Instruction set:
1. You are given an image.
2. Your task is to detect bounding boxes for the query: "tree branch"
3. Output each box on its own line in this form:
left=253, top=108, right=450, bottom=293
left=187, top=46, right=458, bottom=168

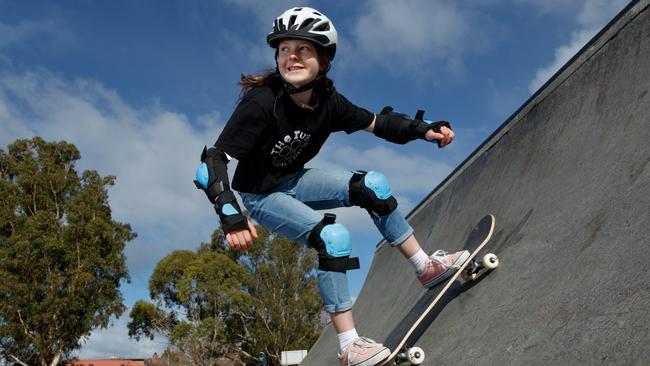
left=49, top=350, right=61, bottom=366
left=50, top=180, right=59, bottom=219
left=31, top=182, right=37, bottom=215
left=16, top=309, right=33, bottom=340
left=9, top=354, right=29, bottom=366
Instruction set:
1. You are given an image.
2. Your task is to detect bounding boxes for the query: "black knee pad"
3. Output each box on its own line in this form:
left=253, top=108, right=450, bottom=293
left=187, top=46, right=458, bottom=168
left=308, top=213, right=360, bottom=273
left=349, top=170, right=398, bottom=217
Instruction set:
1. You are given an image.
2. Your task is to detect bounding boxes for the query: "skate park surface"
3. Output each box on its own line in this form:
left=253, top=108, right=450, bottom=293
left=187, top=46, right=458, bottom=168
left=301, top=0, right=650, bottom=364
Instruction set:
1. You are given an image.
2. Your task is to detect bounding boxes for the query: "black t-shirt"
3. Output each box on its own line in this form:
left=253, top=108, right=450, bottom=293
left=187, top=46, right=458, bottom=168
left=215, top=83, right=374, bottom=193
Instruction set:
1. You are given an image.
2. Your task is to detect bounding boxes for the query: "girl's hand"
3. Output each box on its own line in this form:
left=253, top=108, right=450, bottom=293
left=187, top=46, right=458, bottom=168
left=226, top=219, right=258, bottom=251
left=425, top=126, right=455, bottom=148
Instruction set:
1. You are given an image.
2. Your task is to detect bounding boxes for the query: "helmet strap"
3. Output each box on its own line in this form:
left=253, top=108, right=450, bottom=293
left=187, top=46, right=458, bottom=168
left=282, top=76, right=322, bottom=94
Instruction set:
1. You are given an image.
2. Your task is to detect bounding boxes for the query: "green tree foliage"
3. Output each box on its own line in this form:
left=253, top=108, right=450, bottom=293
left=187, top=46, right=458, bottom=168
left=240, top=232, right=323, bottom=365
left=129, top=228, right=323, bottom=366
left=0, top=137, right=136, bottom=366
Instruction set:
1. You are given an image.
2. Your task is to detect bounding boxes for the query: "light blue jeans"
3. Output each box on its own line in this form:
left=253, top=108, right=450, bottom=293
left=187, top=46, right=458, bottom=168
left=239, top=168, right=414, bottom=313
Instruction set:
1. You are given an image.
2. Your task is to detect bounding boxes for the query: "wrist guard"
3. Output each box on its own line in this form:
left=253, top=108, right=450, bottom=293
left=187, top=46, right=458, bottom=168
left=194, top=146, right=230, bottom=203
left=374, top=106, right=451, bottom=147
left=193, top=146, right=247, bottom=233
left=214, top=190, right=249, bottom=233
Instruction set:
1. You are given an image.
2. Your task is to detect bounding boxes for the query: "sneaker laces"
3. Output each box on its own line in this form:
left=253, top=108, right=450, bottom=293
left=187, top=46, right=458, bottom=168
left=339, top=337, right=381, bottom=358
left=352, top=337, right=381, bottom=349
left=430, top=249, right=449, bottom=264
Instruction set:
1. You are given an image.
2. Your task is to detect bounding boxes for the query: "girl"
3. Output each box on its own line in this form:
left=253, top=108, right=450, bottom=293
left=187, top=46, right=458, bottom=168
left=194, top=7, right=469, bottom=366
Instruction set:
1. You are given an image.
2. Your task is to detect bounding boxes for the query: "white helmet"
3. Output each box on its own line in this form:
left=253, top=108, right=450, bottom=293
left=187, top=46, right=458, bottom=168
left=267, top=7, right=338, bottom=60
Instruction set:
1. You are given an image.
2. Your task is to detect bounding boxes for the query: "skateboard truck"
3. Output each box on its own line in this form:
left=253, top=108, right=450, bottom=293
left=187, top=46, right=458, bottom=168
left=462, top=253, right=499, bottom=281
left=395, top=346, right=425, bottom=365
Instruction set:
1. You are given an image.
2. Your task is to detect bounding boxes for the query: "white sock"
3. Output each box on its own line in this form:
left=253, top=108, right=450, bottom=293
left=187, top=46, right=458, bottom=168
left=338, top=328, right=359, bottom=354
left=409, top=249, right=430, bottom=275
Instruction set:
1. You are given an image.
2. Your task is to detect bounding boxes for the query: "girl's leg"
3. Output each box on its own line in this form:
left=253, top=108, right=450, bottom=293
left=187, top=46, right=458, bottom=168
left=291, top=169, right=421, bottom=346
left=296, top=168, right=468, bottom=288
left=330, top=310, right=355, bottom=333
left=240, top=171, right=389, bottom=361
left=292, top=168, right=353, bottom=210
left=239, top=189, right=355, bottom=314
left=294, top=168, right=426, bottom=267
left=395, top=234, right=421, bottom=258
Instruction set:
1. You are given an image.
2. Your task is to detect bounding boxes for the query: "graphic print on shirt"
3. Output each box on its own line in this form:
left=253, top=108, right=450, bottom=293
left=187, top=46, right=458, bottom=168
left=271, top=130, right=312, bottom=167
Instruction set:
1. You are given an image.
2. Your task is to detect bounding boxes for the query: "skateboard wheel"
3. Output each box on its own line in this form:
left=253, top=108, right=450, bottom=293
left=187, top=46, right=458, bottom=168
left=482, top=253, right=499, bottom=269
left=406, top=346, right=425, bottom=364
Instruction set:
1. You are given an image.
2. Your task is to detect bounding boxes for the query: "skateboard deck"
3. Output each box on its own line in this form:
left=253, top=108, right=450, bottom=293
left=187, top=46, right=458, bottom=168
left=378, top=214, right=497, bottom=365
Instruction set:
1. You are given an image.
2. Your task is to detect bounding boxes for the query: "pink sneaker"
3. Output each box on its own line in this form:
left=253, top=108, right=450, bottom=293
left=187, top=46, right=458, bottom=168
left=338, top=337, right=390, bottom=366
left=418, top=250, right=470, bottom=288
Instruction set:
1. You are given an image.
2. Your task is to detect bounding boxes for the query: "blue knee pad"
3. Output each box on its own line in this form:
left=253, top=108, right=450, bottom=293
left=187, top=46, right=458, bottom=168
left=308, top=214, right=360, bottom=273
left=349, top=170, right=398, bottom=217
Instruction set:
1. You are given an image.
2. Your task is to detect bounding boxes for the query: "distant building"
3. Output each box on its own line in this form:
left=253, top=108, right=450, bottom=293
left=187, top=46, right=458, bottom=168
left=281, top=350, right=308, bottom=366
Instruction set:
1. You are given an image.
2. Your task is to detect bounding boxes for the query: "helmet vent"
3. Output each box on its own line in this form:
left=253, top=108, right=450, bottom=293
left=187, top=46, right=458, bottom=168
left=313, top=11, right=322, bottom=16
left=288, top=15, right=298, bottom=29
left=314, top=22, right=330, bottom=32
left=300, top=18, right=316, bottom=29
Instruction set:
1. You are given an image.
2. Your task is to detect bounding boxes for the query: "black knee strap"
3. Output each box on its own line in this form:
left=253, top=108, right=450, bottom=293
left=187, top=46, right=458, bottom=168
left=308, top=214, right=360, bottom=273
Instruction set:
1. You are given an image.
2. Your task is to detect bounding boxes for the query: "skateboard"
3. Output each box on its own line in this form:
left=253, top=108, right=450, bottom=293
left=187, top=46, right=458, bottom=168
left=378, top=214, right=498, bottom=365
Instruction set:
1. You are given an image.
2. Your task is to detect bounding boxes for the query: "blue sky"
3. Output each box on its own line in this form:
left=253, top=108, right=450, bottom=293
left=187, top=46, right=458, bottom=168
left=0, top=0, right=629, bottom=359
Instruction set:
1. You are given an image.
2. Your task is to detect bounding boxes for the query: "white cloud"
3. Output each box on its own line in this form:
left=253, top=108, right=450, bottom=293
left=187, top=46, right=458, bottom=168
left=0, top=69, right=219, bottom=238
left=349, top=0, right=486, bottom=76
left=528, top=29, right=594, bottom=93
left=528, top=0, right=628, bottom=93
left=74, top=314, right=167, bottom=359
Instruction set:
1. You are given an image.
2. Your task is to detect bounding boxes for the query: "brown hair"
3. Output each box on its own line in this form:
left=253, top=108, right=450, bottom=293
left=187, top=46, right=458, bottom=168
left=238, top=44, right=333, bottom=97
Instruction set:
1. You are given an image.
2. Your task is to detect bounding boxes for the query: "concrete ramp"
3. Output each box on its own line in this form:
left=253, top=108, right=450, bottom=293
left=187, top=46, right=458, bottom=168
left=302, top=0, right=650, bottom=364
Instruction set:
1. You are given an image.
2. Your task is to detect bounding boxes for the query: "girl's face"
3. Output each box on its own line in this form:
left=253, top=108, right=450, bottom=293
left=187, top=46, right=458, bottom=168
left=277, top=39, right=322, bottom=88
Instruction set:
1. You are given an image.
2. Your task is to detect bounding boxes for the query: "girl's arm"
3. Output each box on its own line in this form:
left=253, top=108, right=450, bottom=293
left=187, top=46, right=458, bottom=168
left=194, top=146, right=257, bottom=250
left=363, top=114, right=377, bottom=133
